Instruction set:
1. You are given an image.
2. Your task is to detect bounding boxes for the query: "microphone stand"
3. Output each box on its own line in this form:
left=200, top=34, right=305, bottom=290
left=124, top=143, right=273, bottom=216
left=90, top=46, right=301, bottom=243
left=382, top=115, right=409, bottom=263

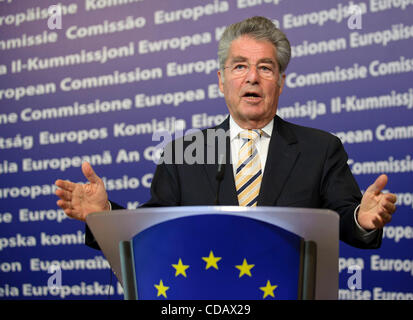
left=215, top=154, right=225, bottom=205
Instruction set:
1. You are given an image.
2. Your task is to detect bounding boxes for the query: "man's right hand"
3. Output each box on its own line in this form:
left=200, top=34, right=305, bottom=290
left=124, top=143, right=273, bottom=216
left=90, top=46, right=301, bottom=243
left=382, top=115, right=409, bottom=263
left=55, top=162, right=109, bottom=222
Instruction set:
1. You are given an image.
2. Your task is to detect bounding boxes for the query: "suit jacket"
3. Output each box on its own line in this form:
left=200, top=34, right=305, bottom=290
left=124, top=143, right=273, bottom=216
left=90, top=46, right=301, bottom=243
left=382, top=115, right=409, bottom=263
left=86, top=115, right=382, bottom=249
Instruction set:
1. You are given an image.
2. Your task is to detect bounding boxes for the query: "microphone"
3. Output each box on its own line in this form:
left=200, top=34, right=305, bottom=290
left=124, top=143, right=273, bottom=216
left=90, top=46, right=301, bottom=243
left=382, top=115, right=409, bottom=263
left=215, top=154, right=225, bottom=205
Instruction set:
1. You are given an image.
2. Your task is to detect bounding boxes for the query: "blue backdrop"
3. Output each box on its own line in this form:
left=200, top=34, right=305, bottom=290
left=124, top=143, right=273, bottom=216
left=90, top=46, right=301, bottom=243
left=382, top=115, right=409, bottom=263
left=0, top=0, right=412, bottom=299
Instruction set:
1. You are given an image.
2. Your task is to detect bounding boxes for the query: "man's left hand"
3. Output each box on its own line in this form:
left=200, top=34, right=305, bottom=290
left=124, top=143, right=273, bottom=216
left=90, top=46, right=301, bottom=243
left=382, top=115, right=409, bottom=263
left=358, top=174, right=397, bottom=230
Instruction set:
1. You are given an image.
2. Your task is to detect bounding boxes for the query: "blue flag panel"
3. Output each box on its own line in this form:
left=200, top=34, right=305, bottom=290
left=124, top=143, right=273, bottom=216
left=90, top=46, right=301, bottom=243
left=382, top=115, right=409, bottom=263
left=132, top=214, right=302, bottom=299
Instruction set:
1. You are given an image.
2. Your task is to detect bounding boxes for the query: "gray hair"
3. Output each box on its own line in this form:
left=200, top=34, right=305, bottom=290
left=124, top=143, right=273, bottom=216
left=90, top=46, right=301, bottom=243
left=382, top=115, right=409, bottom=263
left=218, top=16, right=291, bottom=82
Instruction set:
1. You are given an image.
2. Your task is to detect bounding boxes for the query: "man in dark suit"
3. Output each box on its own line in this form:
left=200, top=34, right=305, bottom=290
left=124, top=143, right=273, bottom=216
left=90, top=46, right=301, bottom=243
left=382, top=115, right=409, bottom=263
left=55, top=17, right=397, bottom=250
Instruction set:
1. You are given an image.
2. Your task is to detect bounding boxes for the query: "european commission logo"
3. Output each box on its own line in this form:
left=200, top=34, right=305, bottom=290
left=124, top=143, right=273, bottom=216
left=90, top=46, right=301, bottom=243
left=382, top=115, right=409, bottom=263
left=129, top=215, right=303, bottom=300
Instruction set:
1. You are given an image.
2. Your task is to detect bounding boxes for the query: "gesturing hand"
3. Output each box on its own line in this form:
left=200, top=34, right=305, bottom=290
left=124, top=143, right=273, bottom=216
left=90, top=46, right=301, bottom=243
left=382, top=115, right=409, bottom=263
left=55, top=162, right=109, bottom=222
left=358, top=174, right=397, bottom=230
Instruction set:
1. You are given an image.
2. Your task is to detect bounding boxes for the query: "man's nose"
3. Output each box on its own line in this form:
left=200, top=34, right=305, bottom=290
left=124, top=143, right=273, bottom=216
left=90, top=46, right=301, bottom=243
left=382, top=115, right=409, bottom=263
left=245, top=64, right=260, bottom=83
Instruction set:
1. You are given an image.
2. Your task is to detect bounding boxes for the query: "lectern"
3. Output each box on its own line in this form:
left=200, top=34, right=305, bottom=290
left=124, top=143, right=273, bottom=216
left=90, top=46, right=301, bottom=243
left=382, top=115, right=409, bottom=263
left=86, top=206, right=339, bottom=300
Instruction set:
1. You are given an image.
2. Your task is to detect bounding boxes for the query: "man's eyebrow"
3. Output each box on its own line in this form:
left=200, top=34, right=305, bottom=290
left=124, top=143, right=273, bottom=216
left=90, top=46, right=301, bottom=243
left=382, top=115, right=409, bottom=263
left=230, top=56, right=248, bottom=63
left=229, top=56, right=276, bottom=65
left=257, top=58, right=276, bottom=66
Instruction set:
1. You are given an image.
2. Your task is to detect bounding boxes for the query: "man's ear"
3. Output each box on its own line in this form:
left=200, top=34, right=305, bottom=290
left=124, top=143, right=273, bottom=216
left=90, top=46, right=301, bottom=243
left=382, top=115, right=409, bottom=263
left=217, top=69, right=224, bottom=93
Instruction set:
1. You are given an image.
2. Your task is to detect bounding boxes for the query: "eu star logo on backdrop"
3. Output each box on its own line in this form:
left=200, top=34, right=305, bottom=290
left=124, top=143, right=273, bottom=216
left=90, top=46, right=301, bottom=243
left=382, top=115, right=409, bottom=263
left=131, top=214, right=302, bottom=300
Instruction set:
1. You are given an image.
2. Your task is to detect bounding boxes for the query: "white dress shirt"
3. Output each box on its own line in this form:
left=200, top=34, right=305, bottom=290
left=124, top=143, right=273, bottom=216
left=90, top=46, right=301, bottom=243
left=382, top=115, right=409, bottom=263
left=229, top=116, right=272, bottom=177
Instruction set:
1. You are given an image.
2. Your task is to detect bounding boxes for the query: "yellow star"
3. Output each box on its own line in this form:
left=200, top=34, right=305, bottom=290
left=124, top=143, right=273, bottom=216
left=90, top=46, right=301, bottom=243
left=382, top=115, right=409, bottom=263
left=154, top=279, right=169, bottom=298
left=172, top=258, right=189, bottom=278
left=202, top=250, right=222, bottom=270
left=235, top=258, right=255, bottom=278
left=259, top=280, right=278, bottom=299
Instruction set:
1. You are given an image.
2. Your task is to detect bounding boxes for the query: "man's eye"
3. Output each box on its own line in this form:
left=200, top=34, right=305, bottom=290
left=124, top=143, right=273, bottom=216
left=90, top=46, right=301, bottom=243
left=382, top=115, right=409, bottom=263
left=234, top=64, right=247, bottom=70
left=259, top=65, right=273, bottom=72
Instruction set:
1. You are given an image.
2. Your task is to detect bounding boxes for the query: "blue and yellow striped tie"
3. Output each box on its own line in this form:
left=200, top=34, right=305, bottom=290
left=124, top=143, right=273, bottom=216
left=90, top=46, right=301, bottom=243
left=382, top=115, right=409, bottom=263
left=235, top=130, right=262, bottom=207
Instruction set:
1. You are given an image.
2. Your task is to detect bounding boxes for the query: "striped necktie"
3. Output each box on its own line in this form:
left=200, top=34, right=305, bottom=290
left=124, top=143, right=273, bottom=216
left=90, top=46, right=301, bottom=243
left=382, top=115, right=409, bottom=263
left=235, top=130, right=262, bottom=207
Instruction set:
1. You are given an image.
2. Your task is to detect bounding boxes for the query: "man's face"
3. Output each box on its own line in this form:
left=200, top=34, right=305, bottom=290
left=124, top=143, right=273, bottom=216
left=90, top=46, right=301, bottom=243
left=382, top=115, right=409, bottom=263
left=218, top=36, right=285, bottom=129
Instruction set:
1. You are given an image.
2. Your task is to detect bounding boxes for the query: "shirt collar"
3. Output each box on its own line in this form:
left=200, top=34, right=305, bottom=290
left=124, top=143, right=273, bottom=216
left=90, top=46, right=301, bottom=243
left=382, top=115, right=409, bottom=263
left=229, top=116, right=274, bottom=141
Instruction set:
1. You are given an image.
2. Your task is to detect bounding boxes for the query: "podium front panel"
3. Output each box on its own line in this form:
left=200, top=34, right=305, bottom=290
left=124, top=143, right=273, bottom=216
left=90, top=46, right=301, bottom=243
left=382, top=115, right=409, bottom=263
left=87, top=206, right=339, bottom=299
left=131, top=214, right=303, bottom=300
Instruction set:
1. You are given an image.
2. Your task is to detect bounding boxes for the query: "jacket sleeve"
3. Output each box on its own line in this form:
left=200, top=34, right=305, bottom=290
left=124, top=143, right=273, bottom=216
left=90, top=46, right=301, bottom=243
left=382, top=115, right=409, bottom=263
left=320, top=135, right=382, bottom=249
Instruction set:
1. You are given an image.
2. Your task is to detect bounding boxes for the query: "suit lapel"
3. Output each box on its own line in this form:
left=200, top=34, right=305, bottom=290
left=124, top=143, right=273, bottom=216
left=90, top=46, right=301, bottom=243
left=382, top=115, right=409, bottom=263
left=203, top=115, right=300, bottom=206
left=203, top=117, right=238, bottom=205
left=258, top=116, right=300, bottom=206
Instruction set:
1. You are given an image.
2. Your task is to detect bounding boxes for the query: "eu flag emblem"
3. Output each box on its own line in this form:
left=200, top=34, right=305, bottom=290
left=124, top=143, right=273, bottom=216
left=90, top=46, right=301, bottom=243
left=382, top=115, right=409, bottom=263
left=128, top=214, right=303, bottom=299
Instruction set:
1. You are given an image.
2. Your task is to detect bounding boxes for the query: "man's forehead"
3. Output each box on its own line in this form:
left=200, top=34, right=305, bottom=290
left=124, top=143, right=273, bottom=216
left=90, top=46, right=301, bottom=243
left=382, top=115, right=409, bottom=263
left=227, top=36, right=277, bottom=61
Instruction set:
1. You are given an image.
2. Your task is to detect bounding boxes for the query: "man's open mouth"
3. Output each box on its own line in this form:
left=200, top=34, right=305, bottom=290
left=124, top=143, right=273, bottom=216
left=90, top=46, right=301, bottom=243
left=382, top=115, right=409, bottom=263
left=243, top=92, right=261, bottom=97
left=242, top=92, right=262, bottom=103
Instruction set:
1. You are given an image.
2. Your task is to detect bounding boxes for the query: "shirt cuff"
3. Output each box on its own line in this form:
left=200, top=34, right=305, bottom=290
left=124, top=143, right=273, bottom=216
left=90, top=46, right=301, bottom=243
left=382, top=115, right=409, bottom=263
left=354, top=204, right=379, bottom=241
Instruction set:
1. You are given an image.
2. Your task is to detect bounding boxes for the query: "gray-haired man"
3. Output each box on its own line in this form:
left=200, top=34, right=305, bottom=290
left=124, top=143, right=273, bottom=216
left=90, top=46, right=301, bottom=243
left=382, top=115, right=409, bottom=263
left=56, top=16, right=397, bottom=249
